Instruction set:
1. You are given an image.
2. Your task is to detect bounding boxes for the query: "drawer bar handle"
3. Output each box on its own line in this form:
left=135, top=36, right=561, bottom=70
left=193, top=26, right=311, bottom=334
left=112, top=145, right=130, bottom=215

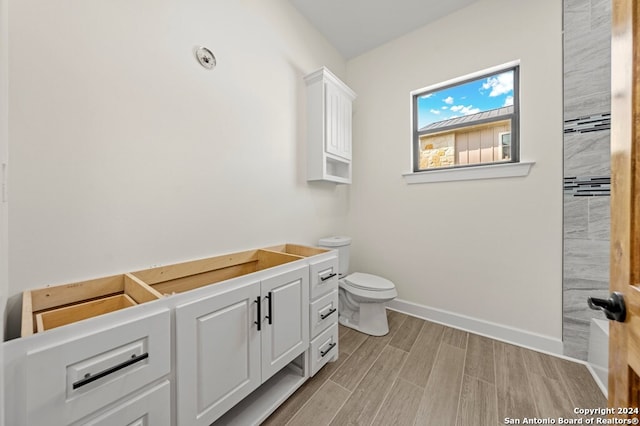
left=72, top=352, right=149, bottom=390
left=320, top=272, right=337, bottom=282
left=265, top=292, right=273, bottom=325
left=320, top=308, right=337, bottom=320
left=254, top=296, right=261, bottom=331
left=320, top=342, right=337, bottom=358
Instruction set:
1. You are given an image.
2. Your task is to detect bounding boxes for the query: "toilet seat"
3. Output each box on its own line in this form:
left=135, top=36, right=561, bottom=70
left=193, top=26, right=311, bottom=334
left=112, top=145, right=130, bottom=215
left=341, top=272, right=398, bottom=301
left=344, top=272, right=395, bottom=291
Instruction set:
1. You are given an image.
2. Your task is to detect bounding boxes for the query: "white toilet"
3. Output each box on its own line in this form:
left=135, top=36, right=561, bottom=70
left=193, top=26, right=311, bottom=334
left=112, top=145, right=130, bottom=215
left=318, top=236, right=397, bottom=336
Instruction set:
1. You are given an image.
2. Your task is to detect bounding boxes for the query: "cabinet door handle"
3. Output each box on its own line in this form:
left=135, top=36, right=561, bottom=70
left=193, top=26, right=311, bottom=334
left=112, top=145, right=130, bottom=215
left=265, top=292, right=273, bottom=325
left=320, top=308, right=337, bottom=320
left=72, top=352, right=149, bottom=390
left=320, top=272, right=337, bottom=282
left=254, top=296, right=261, bottom=331
left=320, top=342, right=336, bottom=358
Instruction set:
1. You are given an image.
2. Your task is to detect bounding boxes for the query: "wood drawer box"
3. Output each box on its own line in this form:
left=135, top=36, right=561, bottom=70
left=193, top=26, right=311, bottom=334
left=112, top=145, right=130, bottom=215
left=22, top=273, right=162, bottom=337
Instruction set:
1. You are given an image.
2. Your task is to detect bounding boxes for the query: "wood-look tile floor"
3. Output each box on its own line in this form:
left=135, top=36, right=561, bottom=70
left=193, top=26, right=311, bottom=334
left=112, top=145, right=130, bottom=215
left=263, top=310, right=607, bottom=426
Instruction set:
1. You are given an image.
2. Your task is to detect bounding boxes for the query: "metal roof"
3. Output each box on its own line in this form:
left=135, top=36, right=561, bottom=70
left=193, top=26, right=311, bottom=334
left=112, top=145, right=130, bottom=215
left=419, top=105, right=514, bottom=132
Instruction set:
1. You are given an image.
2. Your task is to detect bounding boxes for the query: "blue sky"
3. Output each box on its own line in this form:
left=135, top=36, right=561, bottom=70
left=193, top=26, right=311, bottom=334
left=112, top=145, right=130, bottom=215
left=417, top=70, right=514, bottom=129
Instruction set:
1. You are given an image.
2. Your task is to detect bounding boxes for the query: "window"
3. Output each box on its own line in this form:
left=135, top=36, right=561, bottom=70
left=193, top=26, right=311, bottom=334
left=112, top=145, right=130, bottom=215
left=412, top=65, right=519, bottom=172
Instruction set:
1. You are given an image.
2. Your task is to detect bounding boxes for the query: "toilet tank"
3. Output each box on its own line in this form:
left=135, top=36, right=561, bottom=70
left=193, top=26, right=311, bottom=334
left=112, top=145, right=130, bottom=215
left=318, top=236, right=351, bottom=276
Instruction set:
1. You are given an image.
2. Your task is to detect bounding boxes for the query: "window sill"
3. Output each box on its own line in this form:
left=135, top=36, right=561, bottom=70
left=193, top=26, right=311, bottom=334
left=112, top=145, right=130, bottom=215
left=402, top=161, right=535, bottom=184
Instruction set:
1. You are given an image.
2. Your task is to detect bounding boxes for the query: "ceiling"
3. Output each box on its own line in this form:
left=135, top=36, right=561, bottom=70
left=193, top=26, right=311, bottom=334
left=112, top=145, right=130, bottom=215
left=288, top=0, right=480, bottom=59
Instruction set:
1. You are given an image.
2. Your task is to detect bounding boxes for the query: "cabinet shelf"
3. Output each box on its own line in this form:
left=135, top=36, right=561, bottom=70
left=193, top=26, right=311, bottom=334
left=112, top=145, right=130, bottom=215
left=212, top=358, right=307, bottom=425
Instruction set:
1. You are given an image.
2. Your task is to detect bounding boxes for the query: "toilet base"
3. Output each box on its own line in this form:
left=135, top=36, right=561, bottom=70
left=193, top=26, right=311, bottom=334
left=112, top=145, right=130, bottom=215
left=339, top=302, right=390, bottom=336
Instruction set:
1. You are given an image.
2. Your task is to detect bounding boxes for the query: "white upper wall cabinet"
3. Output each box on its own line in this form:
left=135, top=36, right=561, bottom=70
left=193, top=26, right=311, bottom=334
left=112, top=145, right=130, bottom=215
left=304, top=67, right=356, bottom=184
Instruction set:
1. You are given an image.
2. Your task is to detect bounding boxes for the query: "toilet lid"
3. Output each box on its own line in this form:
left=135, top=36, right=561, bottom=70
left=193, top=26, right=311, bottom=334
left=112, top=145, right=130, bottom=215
left=344, top=272, right=395, bottom=291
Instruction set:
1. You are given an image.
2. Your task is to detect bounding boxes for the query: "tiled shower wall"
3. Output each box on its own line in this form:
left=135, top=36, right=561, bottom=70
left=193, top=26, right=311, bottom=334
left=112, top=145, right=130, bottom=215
left=562, top=0, right=611, bottom=360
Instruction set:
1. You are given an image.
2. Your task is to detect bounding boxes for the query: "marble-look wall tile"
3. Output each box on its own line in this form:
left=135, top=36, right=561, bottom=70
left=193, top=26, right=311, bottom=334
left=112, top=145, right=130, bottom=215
left=563, top=28, right=610, bottom=77
left=588, top=197, right=610, bottom=240
left=563, top=280, right=608, bottom=322
left=564, top=195, right=588, bottom=239
left=562, top=320, right=590, bottom=360
left=563, top=0, right=611, bottom=121
left=562, top=0, right=611, bottom=362
left=564, top=130, right=611, bottom=177
left=564, top=91, right=610, bottom=120
left=563, top=238, right=610, bottom=282
left=564, top=64, right=610, bottom=108
left=590, top=0, right=611, bottom=31
left=563, top=0, right=590, bottom=39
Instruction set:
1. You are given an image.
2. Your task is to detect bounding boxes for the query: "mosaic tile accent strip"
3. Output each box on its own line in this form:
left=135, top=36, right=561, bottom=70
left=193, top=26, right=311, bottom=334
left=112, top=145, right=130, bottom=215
left=564, top=112, right=611, bottom=134
left=563, top=176, right=610, bottom=196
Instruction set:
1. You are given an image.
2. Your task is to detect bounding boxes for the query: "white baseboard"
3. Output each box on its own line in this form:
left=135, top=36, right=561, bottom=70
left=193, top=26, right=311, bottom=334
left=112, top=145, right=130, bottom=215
left=387, top=298, right=564, bottom=356
left=586, top=363, right=608, bottom=398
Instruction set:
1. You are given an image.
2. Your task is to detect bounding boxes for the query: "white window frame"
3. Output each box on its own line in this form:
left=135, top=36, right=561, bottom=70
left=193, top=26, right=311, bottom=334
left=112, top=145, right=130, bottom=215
left=498, top=131, right=512, bottom=161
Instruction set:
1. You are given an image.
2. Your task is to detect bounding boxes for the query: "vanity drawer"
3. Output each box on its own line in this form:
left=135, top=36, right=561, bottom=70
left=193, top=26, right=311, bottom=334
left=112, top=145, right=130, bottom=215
left=73, top=380, right=171, bottom=426
left=25, top=308, right=171, bottom=425
left=309, top=322, right=338, bottom=377
left=310, top=290, right=338, bottom=338
left=309, top=256, right=338, bottom=299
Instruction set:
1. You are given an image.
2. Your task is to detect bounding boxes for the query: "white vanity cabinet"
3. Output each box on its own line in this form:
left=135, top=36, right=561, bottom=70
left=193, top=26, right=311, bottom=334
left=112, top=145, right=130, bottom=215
left=3, top=244, right=337, bottom=426
left=304, top=67, right=356, bottom=184
left=175, top=263, right=309, bottom=426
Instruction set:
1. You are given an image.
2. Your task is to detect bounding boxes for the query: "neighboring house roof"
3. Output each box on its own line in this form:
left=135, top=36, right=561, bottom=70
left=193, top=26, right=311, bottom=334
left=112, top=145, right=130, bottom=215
left=419, top=105, right=514, bottom=132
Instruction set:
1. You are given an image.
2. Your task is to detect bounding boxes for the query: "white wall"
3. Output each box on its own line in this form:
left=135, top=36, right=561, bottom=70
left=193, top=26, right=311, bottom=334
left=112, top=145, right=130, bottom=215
left=5, top=0, right=348, bottom=335
left=1, top=0, right=7, bottom=417
left=346, top=0, right=563, bottom=340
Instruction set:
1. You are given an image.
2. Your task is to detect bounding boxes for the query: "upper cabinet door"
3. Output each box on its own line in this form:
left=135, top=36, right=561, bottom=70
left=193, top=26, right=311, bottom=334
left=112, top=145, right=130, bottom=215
left=175, top=280, right=261, bottom=426
left=260, top=265, right=309, bottom=382
left=324, top=82, right=352, bottom=161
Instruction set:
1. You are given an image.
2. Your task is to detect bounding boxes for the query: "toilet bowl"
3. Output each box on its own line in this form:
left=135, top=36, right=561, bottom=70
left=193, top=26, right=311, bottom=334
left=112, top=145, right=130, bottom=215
left=318, top=237, right=398, bottom=336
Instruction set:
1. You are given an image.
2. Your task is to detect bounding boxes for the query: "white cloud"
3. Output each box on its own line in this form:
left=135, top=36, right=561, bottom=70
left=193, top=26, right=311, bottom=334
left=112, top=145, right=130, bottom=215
left=482, top=72, right=513, bottom=97
left=429, top=109, right=441, bottom=115
left=451, top=104, right=480, bottom=115
left=420, top=93, right=434, bottom=100
left=443, top=96, right=454, bottom=104
left=503, top=95, right=514, bottom=107
left=441, top=106, right=448, bottom=110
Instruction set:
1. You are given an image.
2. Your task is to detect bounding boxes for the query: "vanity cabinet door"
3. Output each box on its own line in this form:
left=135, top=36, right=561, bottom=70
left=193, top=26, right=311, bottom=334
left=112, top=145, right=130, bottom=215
left=260, top=265, right=309, bottom=382
left=175, top=280, right=261, bottom=426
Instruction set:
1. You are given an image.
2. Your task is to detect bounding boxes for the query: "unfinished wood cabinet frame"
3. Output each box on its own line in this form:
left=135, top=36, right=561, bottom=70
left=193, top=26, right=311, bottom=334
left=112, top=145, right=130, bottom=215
left=21, top=245, right=327, bottom=337
left=131, top=249, right=304, bottom=296
left=22, top=273, right=162, bottom=336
